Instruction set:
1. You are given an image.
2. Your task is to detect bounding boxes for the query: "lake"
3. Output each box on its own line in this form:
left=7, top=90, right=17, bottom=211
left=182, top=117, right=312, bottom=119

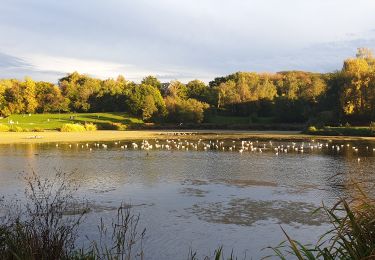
left=0, top=137, right=374, bottom=259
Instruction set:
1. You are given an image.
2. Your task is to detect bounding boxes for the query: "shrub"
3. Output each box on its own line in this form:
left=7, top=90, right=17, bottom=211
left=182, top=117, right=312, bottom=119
left=97, top=122, right=127, bottom=131
left=370, top=122, right=375, bottom=131
left=115, top=123, right=127, bottom=131
left=307, top=126, right=317, bottom=133
left=165, top=97, right=209, bottom=123
left=84, top=123, right=97, bottom=131
left=31, top=127, right=44, bottom=132
left=60, top=123, right=86, bottom=132
left=0, top=124, right=10, bottom=132
left=9, top=126, right=24, bottom=132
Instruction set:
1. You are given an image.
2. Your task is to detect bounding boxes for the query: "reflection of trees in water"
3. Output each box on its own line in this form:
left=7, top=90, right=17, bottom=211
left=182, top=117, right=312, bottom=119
left=188, top=198, right=328, bottom=227
left=321, top=140, right=375, bottom=200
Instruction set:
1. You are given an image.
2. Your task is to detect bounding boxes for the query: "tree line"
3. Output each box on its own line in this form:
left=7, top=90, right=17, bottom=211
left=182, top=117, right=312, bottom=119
left=0, top=48, right=374, bottom=125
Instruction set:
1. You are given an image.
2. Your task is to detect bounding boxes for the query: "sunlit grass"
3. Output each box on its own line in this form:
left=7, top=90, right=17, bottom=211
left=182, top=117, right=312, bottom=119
left=307, top=126, right=375, bottom=137
left=0, top=112, right=143, bottom=131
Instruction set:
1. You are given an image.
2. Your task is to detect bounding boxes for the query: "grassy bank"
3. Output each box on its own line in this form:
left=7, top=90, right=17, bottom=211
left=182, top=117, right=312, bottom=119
left=0, top=113, right=303, bottom=132
left=1, top=113, right=375, bottom=139
left=0, top=112, right=144, bottom=131
left=307, top=126, right=375, bottom=137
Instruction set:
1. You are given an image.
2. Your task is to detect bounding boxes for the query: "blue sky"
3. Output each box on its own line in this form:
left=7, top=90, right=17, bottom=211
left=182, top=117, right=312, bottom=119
left=0, top=0, right=374, bottom=82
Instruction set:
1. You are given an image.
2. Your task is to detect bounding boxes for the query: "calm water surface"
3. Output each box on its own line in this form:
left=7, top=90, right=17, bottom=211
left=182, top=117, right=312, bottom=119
left=0, top=137, right=375, bottom=259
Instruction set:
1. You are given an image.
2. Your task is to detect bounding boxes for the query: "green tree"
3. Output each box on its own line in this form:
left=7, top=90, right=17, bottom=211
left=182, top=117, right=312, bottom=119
left=125, top=84, right=166, bottom=121
left=186, top=80, right=208, bottom=100
left=142, top=95, right=158, bottom=121
left=59, top=72, right=101, bottom=112
left=167, top=80, right=188, bottom=99
left=165, top=96, right=209, bottom=123
left=217, top=80, right=240, bottom=108
left=141, top=76, right=161, bottom=91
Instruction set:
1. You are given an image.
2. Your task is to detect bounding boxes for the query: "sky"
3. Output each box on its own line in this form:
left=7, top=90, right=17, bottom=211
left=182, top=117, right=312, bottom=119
left=0, top=0, right=374, bottom=83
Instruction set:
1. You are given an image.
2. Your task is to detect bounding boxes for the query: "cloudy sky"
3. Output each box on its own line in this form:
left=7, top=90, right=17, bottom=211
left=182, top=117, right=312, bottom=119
left=0, top=0, right=374, bottom=82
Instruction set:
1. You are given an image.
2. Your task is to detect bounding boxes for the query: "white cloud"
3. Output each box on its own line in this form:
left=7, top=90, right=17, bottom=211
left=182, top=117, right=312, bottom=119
left=0, top=0, right=375, bottom=81
left=1, top=52, right=216, bottom=83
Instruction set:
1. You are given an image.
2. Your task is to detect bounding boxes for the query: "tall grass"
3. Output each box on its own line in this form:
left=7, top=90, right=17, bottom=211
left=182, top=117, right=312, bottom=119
left=0, top=171, right=145, bottom=260
left=0, top=170, right=86, bottom=259
left=77, top=205, right=145, bottom=260
left=266, top=183, right=375, bottom=259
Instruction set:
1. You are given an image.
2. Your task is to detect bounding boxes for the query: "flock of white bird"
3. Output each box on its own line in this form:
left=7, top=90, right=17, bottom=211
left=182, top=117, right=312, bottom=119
left=54, top=139, right=375, bottom=161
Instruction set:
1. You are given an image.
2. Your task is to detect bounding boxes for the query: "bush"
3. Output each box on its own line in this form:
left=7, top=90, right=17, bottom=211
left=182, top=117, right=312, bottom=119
left=32, top=127, right=44, bottom=132
left=84, top=123, right=97, bottom=131
left=307, top=126, right=317, bottom=133
left=60, top=123, right=86, bottom=132
left=370, top=122, right=375, bottom=131
left=115, top=123, right=127, bottom=131
left=0, top=124, right=10, bottom=132
left=9, top=126, right=24, bottom=132
left=165, top=97, right=209, bottom=123
left=97, top=122, right=127, bottom=131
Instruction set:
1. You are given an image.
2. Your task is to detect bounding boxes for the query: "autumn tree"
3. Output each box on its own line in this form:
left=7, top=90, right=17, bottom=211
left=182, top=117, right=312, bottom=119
left=35, top=82, right=68, bottom=113
left=22, top=77, right=38, bottom=113
left=341, top=58, right=371, bottom=116
left=167, top=80, right=188, bottom=99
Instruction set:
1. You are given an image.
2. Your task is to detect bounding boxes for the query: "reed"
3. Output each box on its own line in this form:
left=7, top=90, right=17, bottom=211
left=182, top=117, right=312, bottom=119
left=266, top=183, right=375, bottom=259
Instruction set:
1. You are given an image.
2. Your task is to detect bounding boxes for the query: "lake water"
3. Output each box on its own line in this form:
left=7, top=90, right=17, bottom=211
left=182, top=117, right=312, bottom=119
left=0, top=136, right=375, bottom=259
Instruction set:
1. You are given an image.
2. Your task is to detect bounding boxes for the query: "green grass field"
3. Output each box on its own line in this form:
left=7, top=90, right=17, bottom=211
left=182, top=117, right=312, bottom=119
left=0, top=113, right=144, bottom=131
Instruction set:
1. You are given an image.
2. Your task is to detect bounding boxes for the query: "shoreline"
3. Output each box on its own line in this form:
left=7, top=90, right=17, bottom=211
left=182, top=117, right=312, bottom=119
left=1, top=130, right=375, bottom=144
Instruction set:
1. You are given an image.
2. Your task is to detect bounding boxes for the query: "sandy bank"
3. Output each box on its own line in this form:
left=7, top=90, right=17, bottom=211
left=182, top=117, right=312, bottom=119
left=0, top=130, right=374, bottom=144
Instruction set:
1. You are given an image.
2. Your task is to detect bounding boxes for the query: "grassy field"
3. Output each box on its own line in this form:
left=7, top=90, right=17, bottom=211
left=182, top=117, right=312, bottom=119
left=0, top=113, right=144, bottom=131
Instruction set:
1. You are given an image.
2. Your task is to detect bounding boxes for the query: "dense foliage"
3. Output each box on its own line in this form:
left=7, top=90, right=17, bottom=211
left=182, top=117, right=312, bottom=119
left=0, top=48, right=374, bottom=125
